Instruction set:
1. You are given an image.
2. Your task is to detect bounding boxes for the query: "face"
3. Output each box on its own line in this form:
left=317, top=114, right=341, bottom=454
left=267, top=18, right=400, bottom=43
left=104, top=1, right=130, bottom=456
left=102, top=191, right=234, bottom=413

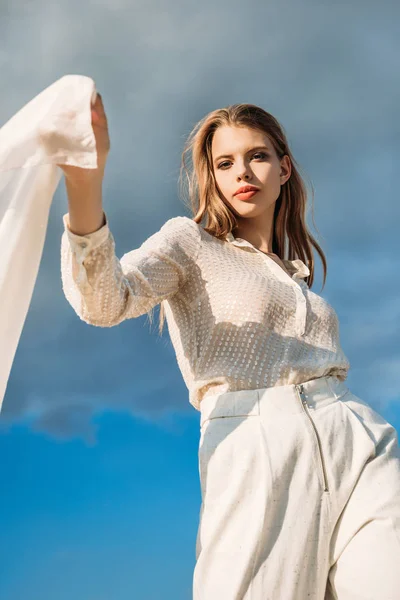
left=211, top=125, right=291, bottom=222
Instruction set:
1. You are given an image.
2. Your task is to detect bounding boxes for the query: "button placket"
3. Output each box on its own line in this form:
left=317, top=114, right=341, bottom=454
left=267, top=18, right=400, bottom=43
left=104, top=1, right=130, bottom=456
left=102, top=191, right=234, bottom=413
left=264, top=257, right=307, bottom=337
left=293, top=287, right=307, bottom=337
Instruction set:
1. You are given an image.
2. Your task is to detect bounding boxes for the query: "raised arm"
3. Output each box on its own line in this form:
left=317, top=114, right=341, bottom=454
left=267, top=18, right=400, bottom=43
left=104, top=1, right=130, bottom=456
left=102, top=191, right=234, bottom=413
left=59, top=92, right=201, bottom=327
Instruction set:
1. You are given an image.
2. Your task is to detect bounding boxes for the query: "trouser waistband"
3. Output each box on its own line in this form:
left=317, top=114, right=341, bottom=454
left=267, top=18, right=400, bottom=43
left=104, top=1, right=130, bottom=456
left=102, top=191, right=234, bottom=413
left=199, top=375, right=350, bottom=428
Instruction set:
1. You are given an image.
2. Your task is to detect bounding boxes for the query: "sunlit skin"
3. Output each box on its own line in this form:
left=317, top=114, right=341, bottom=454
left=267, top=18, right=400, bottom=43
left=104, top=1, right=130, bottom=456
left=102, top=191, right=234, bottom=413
left=211, top=125, right=291, bottom=255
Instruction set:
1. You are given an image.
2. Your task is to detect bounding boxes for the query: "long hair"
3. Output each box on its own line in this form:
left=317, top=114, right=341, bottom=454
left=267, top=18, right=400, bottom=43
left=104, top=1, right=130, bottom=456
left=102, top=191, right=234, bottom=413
left=148, top=103, right=327, bottom=336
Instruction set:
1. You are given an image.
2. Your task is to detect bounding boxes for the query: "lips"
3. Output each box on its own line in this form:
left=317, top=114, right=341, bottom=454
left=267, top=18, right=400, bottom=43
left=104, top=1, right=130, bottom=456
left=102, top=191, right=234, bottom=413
left=234, top=185, right=260, bottom=196
left=235, top=190, right=259, bottom=201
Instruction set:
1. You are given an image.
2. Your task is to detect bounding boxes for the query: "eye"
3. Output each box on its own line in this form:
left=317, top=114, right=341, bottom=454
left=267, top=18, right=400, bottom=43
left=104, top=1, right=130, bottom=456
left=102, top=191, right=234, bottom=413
left=217, top=152, right=268, bottom=169
left=253, top=152, right=267, bottom=160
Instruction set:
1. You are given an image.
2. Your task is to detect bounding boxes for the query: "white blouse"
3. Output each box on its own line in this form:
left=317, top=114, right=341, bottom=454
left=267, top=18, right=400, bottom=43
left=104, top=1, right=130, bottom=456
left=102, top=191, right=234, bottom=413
left=61, top=212, right=350, bottom=410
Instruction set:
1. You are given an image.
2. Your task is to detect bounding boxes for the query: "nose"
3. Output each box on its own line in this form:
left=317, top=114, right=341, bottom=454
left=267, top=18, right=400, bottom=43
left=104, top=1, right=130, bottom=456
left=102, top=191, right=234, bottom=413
left=236, top=166, right=251, bottom=180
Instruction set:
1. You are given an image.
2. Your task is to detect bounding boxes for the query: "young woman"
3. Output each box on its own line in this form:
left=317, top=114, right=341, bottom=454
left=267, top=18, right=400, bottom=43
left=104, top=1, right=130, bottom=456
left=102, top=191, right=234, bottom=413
left=59, top=95, right=400, bottom=599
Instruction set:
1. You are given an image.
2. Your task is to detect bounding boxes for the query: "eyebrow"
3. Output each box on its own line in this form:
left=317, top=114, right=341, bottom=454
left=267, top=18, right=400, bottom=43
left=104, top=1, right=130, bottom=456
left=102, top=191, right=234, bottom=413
left=213, top=145, right=270, bottom=164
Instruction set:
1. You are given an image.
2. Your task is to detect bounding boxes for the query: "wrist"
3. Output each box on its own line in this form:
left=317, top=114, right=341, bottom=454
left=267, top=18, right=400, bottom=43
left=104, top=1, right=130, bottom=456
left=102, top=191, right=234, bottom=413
left=65, top=166, right=105, bottom=187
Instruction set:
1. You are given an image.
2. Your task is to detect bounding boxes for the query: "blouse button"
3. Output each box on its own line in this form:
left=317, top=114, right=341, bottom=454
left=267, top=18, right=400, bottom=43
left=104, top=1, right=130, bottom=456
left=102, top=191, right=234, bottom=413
left=78, top=242, right=87, bottom=248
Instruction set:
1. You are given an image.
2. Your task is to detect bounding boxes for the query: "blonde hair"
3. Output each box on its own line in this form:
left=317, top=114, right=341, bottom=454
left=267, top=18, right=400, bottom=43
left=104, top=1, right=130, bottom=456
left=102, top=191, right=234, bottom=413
left=148, top=103, right=327, bottom=336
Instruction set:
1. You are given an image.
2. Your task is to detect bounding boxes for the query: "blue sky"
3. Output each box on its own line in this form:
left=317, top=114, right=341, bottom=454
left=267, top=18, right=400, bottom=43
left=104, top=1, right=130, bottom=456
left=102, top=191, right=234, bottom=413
left=1, top=0, right=399, bottom=598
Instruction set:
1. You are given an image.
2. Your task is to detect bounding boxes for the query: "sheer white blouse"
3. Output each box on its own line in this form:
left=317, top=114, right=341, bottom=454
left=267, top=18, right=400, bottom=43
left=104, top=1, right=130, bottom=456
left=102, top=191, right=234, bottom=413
left=61, top=212, right=350, bottom=410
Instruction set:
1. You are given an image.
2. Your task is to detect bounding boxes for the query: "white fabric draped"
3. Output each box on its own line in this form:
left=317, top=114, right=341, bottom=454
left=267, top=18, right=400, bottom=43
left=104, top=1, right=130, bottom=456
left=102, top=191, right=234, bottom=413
left=0, top=74, right=99, bottom=410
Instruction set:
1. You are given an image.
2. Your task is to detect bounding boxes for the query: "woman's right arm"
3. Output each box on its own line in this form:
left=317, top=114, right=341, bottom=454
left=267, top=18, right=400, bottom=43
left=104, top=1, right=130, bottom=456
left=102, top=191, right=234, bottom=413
left=60, top=92, right=201, bottom=327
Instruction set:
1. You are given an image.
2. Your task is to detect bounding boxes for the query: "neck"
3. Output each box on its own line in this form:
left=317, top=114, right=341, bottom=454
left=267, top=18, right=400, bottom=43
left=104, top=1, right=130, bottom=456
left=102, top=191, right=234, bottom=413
left=233, top=205, right=275, bottom=254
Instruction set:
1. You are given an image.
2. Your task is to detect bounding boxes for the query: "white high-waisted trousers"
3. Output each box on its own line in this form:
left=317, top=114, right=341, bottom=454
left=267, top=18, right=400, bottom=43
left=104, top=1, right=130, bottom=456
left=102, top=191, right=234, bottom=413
left=193, top=375, right=400, bottom=600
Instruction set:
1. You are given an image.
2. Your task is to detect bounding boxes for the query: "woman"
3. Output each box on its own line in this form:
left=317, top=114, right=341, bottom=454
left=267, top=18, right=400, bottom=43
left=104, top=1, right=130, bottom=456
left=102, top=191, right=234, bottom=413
left=59, top=95, right=400, bottom=599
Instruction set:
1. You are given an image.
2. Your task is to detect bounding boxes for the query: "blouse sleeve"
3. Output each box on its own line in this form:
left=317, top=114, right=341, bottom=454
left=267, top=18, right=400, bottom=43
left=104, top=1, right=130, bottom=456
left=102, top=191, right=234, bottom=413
left=60, top=211, right=201, bottom=327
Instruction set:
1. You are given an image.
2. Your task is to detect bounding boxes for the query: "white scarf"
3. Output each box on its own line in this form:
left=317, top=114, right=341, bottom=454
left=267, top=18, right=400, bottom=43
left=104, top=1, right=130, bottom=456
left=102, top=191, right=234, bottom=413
left=0, top=75, right=99, bottom=410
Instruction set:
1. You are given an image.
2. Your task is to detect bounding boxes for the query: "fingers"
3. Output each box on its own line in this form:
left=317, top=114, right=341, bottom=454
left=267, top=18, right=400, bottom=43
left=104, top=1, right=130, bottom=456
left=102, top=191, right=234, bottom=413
left=91, top=92, right=107, bottom=123
left=96, top=93, right=105, bottom=111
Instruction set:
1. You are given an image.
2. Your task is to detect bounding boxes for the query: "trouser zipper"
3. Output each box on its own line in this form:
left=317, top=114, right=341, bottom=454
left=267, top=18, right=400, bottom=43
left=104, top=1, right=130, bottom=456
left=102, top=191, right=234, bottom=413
left=295, top=384, right=329, bottom=493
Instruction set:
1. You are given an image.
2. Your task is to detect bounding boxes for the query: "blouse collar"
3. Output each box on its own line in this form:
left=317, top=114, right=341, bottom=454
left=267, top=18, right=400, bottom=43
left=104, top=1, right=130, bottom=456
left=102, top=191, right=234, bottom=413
left=224, top=232, right=310, bottom=281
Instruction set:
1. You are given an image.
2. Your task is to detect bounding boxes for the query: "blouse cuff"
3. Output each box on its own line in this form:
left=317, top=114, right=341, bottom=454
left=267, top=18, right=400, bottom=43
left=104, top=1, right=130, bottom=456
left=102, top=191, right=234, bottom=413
left=62, top=211, right=110, bottom=256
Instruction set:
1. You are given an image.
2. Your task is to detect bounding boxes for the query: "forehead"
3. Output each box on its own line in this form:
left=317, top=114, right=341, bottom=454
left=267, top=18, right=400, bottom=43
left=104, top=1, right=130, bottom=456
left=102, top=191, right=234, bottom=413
left=211, top=125, right=271, bottom=154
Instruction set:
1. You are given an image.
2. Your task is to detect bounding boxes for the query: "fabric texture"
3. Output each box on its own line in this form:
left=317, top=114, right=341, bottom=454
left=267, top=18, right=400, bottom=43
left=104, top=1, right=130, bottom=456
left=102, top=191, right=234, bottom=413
left=0, top=74, right=99, bottom=409
left=61, top=210, right=350, bottom=410
left=194, top=375, right=400, bottom=599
